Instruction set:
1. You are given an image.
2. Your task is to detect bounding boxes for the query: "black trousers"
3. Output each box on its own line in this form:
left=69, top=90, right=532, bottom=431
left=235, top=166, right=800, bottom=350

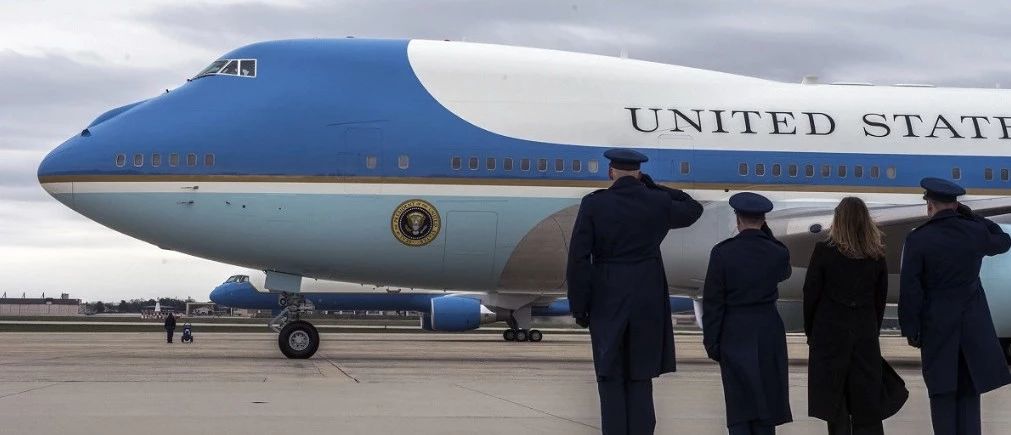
left=597, top=377, right=655, bottom=435
left=827, top=381, right=884, bottom=435
left=929, top=352, right=980, bottom=435
left=728, top=421, right=775, bottom=435
left=166, top=329, right=174, bottom=343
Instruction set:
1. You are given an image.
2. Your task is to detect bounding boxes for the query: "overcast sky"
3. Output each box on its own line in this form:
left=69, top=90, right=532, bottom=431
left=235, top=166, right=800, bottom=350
left=1, top=0, right=1009, bottom=302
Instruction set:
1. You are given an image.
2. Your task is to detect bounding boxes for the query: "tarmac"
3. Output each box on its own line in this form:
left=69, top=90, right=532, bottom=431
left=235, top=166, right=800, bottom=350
left=1, top=332, right=1009, bottom=434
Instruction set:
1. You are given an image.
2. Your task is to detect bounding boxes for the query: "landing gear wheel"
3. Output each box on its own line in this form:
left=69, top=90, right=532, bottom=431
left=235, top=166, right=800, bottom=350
left=514, top=329, right=528, bottom=342
left=528, top=329, right=543, bottom=342
left=503, top=329, right=517, bottom=342
left=278, top=320, right=319, bottom=359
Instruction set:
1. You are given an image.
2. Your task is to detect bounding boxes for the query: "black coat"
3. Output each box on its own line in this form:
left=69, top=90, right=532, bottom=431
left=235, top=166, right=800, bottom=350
left=899, top=209, right=1011, bottom=396
left=164, top=315, right=176, bottom=331
left=703, top=228, right=793, bottom=427
left=803, top=241, right=892, bottom=424
left=567, top=175, right=702, bottom=380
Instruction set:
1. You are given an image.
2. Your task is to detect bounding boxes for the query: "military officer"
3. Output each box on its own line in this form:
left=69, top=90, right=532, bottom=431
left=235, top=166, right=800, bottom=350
left=703, top=192, right=793, bottom=435
left=899, top=177, right=1011, bottom=435
left=567, top=148, right=703, bottom=435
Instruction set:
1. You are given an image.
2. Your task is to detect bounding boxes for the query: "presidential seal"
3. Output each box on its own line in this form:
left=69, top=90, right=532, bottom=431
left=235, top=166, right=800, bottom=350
left=391, top=199, right=441, bottom=247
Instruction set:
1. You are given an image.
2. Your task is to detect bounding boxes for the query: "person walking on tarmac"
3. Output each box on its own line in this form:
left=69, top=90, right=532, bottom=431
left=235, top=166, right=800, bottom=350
left=164, top=312, right=177, bottom=344
left=803, top=197, right=908, bottom=435
left=900, top=177, right=1011, bottom=435
left=703, top=192, right=793, bottom=435
left=567, top=148, right=703, bottom=435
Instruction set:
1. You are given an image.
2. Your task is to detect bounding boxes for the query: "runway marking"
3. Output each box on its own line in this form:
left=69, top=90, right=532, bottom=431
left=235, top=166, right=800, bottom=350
left=324, top=358, right=360, bottom=383
left=454, top=383, right=599, bottom=430
left=0, top=383, right=58, bottom=400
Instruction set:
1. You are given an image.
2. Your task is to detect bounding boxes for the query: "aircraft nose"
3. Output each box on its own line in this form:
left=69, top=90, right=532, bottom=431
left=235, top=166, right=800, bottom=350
left=38, top=137, right=80, bottom=206
left=209, top=285, right=227, bottom=304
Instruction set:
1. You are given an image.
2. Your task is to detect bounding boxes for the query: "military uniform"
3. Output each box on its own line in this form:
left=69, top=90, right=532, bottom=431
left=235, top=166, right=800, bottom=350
left=164, top=313, right=176, bottom=343
left=703, top=193, right=793, bottom=435
left=899, top=178, right=1011, bottom=435
left=567, top=149, right=703, bottom=435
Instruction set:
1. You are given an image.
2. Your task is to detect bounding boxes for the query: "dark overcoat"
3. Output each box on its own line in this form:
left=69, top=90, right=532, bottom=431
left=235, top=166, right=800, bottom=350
left=164, top=314, right=176, bottom=331
left=899, top=209, right=1011, bottom=396
left=803, top=241, right=892, bottom=424
left=703, top=229, right=793, bottom=427
left=567, top=175, right=702, bottom=380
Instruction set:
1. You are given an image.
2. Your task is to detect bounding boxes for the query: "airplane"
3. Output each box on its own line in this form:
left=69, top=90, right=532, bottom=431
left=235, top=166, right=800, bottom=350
left=37, top=38, right=1011, bottom=361
left=208, top=273, right=697, bottom=356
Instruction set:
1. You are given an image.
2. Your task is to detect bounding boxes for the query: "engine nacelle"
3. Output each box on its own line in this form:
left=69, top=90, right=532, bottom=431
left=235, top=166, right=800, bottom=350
left=421, top=296, right=497, bottom=332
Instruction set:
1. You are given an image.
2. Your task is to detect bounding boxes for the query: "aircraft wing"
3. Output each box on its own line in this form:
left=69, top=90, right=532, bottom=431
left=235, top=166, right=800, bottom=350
left=770, top=197, right=1011, bottom=271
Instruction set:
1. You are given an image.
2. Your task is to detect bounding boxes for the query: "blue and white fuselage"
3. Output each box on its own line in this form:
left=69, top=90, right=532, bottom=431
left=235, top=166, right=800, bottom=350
left=37, top=39, right=1011, bottom=353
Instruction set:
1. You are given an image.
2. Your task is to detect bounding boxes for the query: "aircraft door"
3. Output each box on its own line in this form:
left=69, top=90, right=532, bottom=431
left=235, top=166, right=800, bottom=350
left=442, top=211, right=498, bottom=289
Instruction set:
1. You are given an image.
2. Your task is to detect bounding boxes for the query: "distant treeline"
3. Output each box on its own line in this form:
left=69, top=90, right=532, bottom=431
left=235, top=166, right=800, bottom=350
left=86, top=297, right=195, bottom=313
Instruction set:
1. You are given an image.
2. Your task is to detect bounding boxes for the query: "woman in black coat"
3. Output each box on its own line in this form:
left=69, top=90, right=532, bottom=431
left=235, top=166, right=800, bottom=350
left=803, top=197, right=901, bottom=435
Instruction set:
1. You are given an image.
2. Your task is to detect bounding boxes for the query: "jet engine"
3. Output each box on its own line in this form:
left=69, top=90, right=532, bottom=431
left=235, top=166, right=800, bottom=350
left=420, top=296, right=498, bottom=332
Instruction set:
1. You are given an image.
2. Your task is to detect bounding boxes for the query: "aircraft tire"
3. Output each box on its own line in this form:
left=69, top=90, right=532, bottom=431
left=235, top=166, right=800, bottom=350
left=528, top=329, right=543, bottom=342
left=279, top=321, right=319, bottom=359
left=514, top=329, right=528, bottom=342
left=503, top=329, right=517, bottom=342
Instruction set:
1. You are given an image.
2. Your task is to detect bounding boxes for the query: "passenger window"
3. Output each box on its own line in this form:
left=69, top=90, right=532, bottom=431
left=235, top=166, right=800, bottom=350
left=151, top=153, right=161, bottom=167
left=554, top=159, right=564, bottom=172
left=680, top=161, right=690, bottom=175
left=451, top=156, right=461, bottom=170
left=220, top=60, right=239, bottom=75
left=755, top=163, right=766, bottom=176
left=487, top=157, right=496, bottom=170
left=819, top=164, right=830, bottom=177
left=503, top=158, right=513, bottom=171
left=984, top=168, right=994, bottom=181
left=838, top=165, right=847, bottom=178
left=133, top=153, right=144, bottom=167
left=115, top=154, right=126, bottom=167
left=398, top=155, right=409, bottom=169
left=537, top=159, right=547, bottom=172
left=204, top=154, right=215, bottom=167
left=468, top=157, right=478, bottom=170
left=588, top=160, right=599, bottom=173
left=771, top=163, right=781, bottom=177
left=187, top=153, right=197, bottom=167
left=805, top=164, right=814, bottom=177
left=952, top=167, right=961, bottom=180
left=572, top=160, right=582, bottom=172
left=170, top=153, right=179, bottom=167
left=738, top=163, right=748, bottom=176
left=870, top=166, right=880, bottom=179
left=854, top=165, right=863, bottom=178
left=366, top=155, right=377, bottom=169
left=521, top=159, right=531, bottom=171
left=1002, top=169, right=1009, bottom=182
left=788, top=164, right=798, bottom=177
left=239, top=60, right=256, bottom=77
left=886, top=166, right=897, bottom=179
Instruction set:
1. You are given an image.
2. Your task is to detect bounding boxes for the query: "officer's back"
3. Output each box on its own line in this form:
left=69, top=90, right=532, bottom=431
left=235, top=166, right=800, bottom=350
left=906, top=211, right=1010, bottom=300
left=582, top=179, right=682, bottom=263
left=711, top=232, right=790, bottom=307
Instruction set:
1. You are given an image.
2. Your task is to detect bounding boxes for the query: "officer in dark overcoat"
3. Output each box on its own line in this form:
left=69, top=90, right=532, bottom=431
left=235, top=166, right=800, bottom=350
left=703, top=192, right=793, bottom=435
left=899, top=177, right=1011, bottom=435
left=567, top=148, right=703, bottom=435
left=164, top=312, right=176, bottom=343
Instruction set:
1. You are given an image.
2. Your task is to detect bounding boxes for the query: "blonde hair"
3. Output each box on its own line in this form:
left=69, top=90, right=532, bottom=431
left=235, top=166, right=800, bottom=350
left=828, top=197, right=885, bottom=259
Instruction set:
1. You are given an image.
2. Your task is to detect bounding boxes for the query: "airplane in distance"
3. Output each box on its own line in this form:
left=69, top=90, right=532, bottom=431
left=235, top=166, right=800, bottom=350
left=38, top=38, right=1011, bottom=360
left=208, top=273, right=696, bottom=357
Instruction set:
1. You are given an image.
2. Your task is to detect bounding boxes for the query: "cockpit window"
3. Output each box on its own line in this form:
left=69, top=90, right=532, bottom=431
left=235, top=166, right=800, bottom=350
left=224, top=275, right=250, bottom=283
left=194, top=59, right=257, bottom=79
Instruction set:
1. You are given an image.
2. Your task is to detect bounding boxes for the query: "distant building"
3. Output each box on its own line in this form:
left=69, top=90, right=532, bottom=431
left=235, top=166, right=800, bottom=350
left=0, top=294, right=81, bottom=316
